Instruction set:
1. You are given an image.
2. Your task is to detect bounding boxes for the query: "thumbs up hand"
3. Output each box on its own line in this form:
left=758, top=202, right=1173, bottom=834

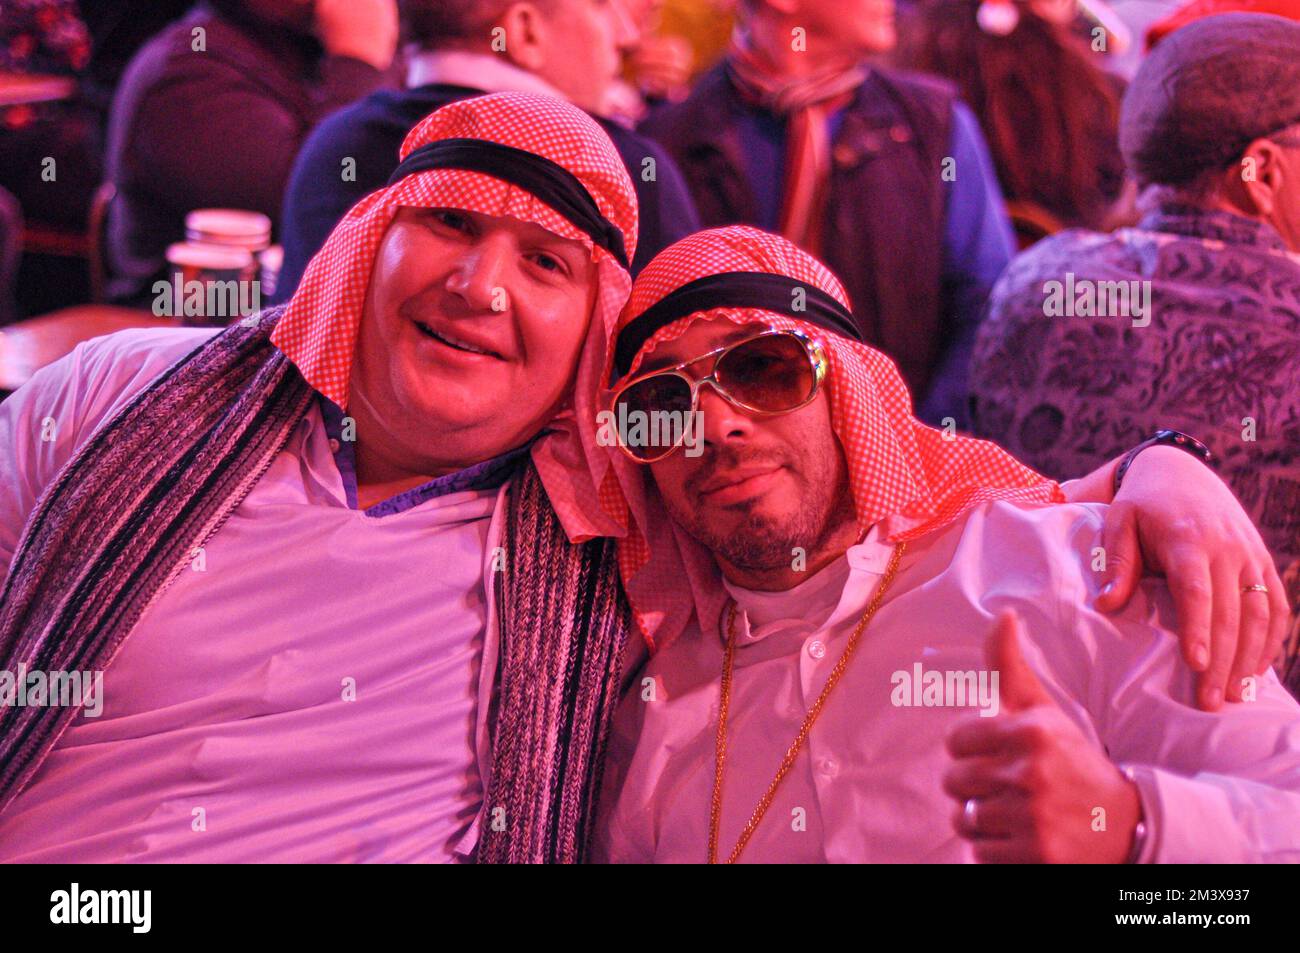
left=942, top=610, right=1143, bottom=863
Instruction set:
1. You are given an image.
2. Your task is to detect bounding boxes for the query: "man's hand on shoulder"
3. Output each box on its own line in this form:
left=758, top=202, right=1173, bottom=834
left=1092, top=445, right=1289, bottom=711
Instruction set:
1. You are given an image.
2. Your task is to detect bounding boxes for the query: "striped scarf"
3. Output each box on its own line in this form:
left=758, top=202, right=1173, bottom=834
left=477, top=463, right=631, bottom=863
left=0, top=309, right=631, bottom=863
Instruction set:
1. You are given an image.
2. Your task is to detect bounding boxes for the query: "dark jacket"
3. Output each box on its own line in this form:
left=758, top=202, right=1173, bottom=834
left=639, top=62, right=957, bottom=401
left=274, top=83, right=702, bottom=299
left=104, top=3, right=386, bottom=305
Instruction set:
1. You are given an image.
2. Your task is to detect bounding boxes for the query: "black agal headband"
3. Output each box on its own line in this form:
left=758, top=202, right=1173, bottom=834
left=387, top=137, right=630, bottom=271
left=613, top=271, right=862, bottom=380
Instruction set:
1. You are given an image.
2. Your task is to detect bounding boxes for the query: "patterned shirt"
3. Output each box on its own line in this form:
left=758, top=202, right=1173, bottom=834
left=971, top=203, right=1300, bottom=574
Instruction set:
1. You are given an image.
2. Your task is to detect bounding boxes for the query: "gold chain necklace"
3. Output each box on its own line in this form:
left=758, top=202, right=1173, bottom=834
left=707, top=541, right=907, bottom=864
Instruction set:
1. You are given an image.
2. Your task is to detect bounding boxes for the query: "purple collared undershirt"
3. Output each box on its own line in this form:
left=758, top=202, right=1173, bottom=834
left=319, top=396, right=530, bottom=517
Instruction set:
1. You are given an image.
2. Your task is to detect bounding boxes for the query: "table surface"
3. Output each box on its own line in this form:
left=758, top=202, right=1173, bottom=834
left=0, top=305, right=181, bottom=393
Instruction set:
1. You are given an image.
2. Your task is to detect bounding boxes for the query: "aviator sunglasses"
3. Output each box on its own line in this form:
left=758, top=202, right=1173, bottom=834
left=608, top=328, right=828, bottom=463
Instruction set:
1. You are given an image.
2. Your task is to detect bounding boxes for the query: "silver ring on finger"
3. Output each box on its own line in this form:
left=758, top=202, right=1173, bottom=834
left=963, top=797, right=980, bottom=832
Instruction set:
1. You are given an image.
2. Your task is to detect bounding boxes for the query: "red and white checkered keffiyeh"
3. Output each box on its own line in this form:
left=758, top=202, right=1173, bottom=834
left=271, top=91, right=641, bottom=544
left=600, top=226, right=1064, bottom=652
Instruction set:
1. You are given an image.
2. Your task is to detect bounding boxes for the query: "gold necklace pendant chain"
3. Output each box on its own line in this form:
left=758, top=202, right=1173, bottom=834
left=707, top=541, right=907, bottom=864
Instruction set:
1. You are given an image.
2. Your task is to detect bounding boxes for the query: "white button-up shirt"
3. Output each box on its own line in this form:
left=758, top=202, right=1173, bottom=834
left=0, top=329, right=515, bottom=862
left=594, top=501, right=1300, bottom=863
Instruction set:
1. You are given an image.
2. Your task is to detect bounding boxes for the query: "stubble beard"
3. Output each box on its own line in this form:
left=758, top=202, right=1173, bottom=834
left=667, top=452, right=856, bottom=573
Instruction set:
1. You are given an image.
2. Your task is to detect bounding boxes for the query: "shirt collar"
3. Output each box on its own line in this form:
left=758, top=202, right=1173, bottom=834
left=319, top=395, right=529, bottom=517
left=405, top=50, right=569, bottom=102
left=1137, top=202, right=1290, bottom=253
left=721, top=524, right=895, bottom=645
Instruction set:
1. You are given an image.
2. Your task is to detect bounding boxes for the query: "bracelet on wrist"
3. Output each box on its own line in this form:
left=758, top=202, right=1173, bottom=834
left=1113, top=429, right=1213, bottom=497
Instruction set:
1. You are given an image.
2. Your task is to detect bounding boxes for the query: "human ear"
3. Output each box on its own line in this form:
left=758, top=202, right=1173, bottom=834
left=499, top=3, right=548, bottom=71
left=1234, top=136, right=1287, bottom=218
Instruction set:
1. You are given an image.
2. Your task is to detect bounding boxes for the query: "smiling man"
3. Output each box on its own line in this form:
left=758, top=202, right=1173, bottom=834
left=593, top=226, right=1300, bottom=864
left=345, top=202, right=600, bottom=507
left=0, top=92, right=641, bottom=863
left=0, top=93, right=1287, bottom=865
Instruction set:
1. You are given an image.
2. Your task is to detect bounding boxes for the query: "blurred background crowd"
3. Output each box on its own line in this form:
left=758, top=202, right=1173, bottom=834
left=0, top=0, right=1270, bottom=316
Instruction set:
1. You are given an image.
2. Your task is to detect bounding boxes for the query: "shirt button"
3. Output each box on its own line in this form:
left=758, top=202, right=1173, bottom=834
left=807, top=640, right=826, bottom=660
left=328, top=438, right=341, bottom=453
left=816, top=757, right=839, bottom=778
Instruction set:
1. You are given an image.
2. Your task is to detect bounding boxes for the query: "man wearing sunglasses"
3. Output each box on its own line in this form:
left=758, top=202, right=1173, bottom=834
left=592, top=225, right=1300, bottom=863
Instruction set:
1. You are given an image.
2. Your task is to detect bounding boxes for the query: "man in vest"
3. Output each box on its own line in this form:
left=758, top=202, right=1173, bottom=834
left=639, top=0, right=1014, bottom=428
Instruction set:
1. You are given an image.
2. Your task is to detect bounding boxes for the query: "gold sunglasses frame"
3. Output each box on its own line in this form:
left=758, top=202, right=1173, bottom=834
left=607, top=328, right=828, bottom=464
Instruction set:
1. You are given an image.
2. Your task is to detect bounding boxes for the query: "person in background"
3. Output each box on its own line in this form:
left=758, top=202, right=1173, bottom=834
left=104, top=0, right=398, bottom=306
left=969, top=13, right=1300, bottom=692
left=610, top=0, right=739, bottom=126
left=902, top=0, right=1126, bottom=242
left=638, top=0, right=1016, bottom=429
left=0, top=0, right=100, bottom=314
left=274, top=0, right=700, bottom=300
left=660, top=0, right=737, bottom=77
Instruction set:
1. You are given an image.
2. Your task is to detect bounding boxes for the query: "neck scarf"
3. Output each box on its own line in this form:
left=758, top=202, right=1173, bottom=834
left=726, top=28, right=866, bottom=256
left=0, top=92, right=642, bottom=863
left=599, top=226, right=1064, bottom=652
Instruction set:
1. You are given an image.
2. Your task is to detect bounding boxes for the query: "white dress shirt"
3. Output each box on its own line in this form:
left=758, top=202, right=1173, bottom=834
left=0, top=329, right=514, bottom=862
left=594, top=501, right=1300, bottom=863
